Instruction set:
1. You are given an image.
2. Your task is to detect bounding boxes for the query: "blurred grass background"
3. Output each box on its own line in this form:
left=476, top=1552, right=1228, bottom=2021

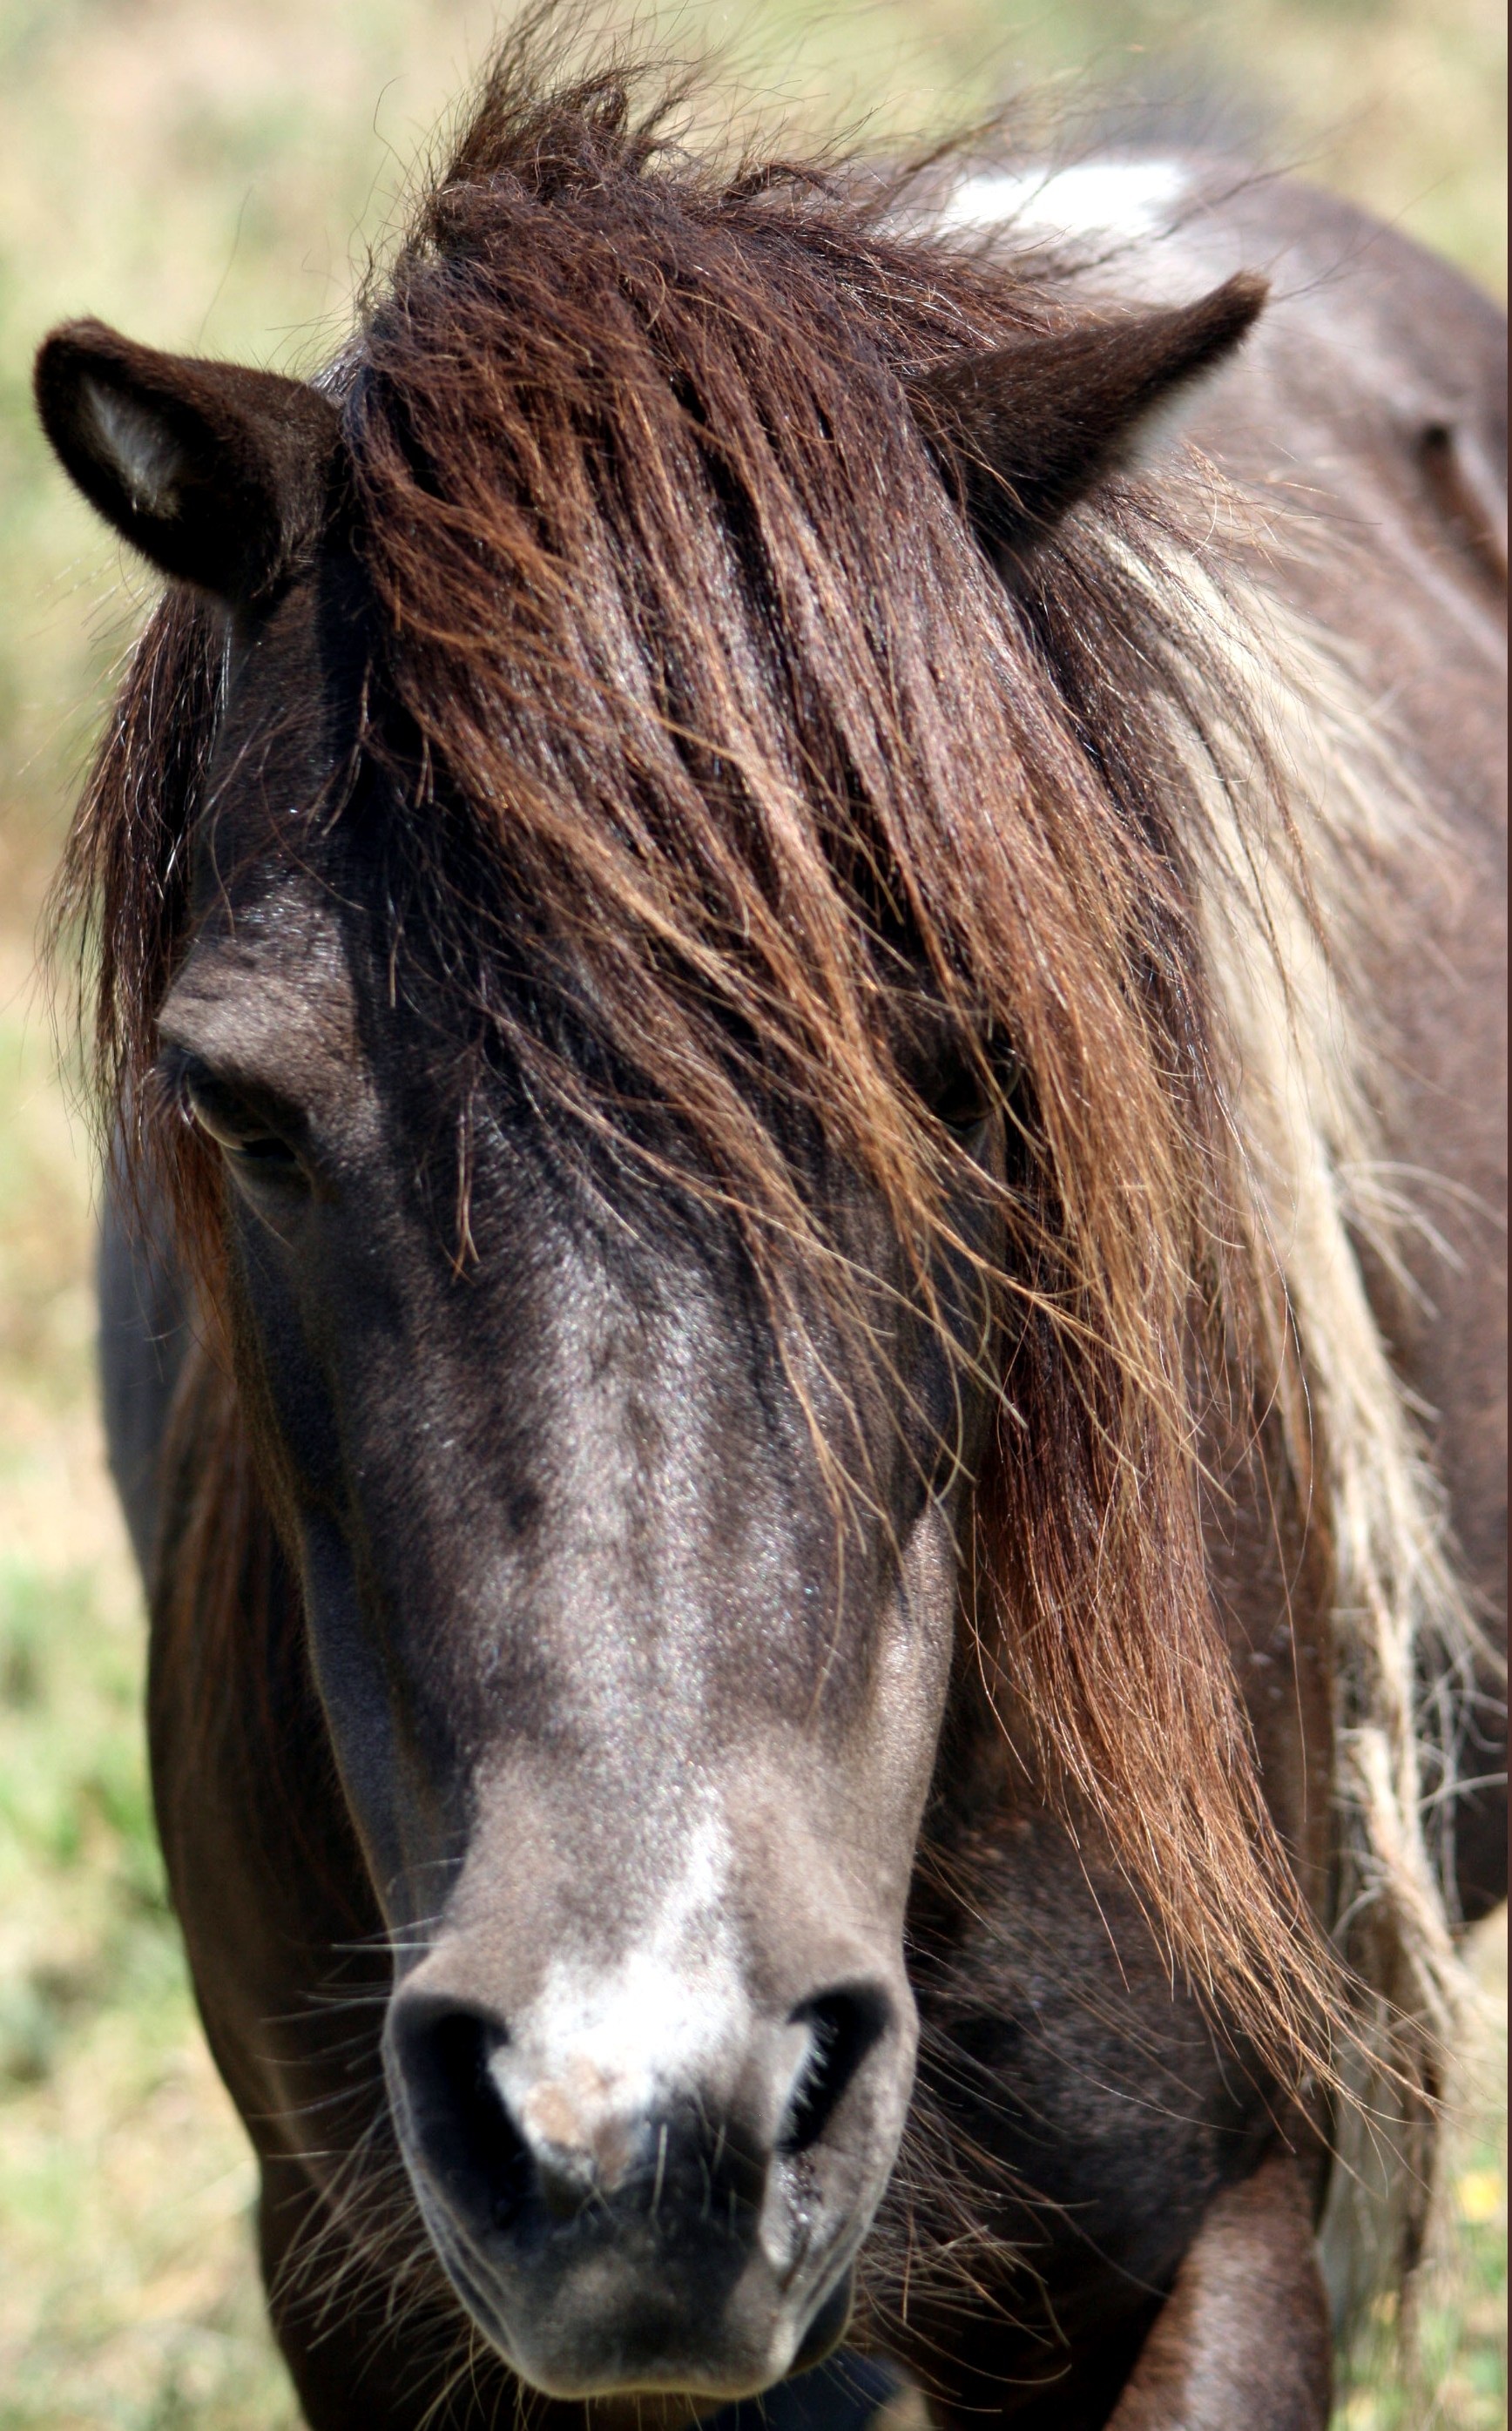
left=0, top=2, right=1502, bottom=2425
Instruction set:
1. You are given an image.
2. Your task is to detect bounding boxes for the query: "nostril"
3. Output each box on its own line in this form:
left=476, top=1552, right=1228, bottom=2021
left=394, top=2002, right=533, bottom=2233
left=780, top=1985, right=891, bottom=2155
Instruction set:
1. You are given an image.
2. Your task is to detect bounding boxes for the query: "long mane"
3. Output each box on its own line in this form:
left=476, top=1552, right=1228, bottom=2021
left=54, top=36, right=1474, bottom=2319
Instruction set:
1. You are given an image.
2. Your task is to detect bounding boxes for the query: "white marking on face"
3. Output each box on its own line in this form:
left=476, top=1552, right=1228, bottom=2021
left=488, top=1806, right=791, bottom=2171
left=941, top=158, right=1190, bottom=245
left=84, top=379, right=184, bottom=517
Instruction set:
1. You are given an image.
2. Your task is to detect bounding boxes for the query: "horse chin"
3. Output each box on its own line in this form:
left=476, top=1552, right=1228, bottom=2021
left=572, top=2402, right=718, bottom=2431
left=415, top=2185, right=857, bottom=2406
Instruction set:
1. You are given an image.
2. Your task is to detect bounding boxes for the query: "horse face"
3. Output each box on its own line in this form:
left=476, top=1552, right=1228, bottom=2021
left=149, top=576, right=1001, bottom=2401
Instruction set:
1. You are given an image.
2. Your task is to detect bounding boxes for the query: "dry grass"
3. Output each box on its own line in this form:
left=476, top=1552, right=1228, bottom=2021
left=0, top=3, right=1502, bottom=2425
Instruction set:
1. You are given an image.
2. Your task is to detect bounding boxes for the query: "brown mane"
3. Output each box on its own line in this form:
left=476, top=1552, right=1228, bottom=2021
left=57, top=48, right=1355, bottom=2109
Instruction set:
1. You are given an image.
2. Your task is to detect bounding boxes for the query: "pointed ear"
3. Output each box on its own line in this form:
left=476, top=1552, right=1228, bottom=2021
left=34, top=320, right=341, bottom=607
left=909, top=273, right=1266, bottom=571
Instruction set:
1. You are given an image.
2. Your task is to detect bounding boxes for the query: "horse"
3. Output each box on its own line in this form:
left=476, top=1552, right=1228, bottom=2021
left=35, top=47, right=1505, bottom=2431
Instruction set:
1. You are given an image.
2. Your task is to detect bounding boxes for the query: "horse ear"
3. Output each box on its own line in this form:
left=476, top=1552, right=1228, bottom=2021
left=909, top=272, right=1266, bottom=571
left=34, top=319, right=341, bottom=607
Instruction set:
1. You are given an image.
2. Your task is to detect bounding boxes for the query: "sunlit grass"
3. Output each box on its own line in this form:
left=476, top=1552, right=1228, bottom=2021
left=0, top=3, right=1502, bottom=2424
left=0, top=1556, right=298, bottom=2431
left=0, top=983, right=300, bottom=2427
left=1333, top=1912, right=1507, bottom=2430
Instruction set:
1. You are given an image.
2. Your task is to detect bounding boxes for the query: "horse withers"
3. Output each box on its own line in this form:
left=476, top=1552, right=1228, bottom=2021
left=36, top=54, right=1505, bottom=2431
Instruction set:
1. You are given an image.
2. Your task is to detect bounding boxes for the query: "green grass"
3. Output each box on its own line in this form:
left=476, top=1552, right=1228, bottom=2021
left=1335, top=1912, right=1508, bottom=2430
left=0, top=1564, right=295, bottom=2431
left=0, top=988, right=299, bottom=2428
left=0, top=3, right=1503, bottom=2424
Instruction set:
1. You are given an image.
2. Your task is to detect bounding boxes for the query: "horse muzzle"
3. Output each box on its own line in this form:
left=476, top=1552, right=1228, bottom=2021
left=384, top=1965, right=909, bottom=2397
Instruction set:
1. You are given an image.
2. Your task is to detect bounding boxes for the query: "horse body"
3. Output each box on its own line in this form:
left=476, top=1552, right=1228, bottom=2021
left=44, top=68, right=1504, bottom=2431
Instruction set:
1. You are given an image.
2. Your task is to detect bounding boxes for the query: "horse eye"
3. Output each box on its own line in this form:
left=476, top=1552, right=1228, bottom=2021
left=179, top=1064, right=305, bottom=1181
left=928, top=1057, right=993, bottom=1139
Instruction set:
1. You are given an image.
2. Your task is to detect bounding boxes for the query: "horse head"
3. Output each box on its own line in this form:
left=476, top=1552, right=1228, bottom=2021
left=36, top=205, right=1264, bottom=2399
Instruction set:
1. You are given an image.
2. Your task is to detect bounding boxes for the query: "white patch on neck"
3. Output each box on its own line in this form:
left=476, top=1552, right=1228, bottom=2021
left=941, top=158, right=1189, bottom=246
left=84, top=379, right=184, bottom=517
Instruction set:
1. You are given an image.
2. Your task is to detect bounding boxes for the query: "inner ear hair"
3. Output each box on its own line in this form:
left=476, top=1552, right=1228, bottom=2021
left=83, top=380, right=187, bottom=518
left=909, top=271, right=1268, bottom=573
left=34, top=318, right=341, bottom=607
